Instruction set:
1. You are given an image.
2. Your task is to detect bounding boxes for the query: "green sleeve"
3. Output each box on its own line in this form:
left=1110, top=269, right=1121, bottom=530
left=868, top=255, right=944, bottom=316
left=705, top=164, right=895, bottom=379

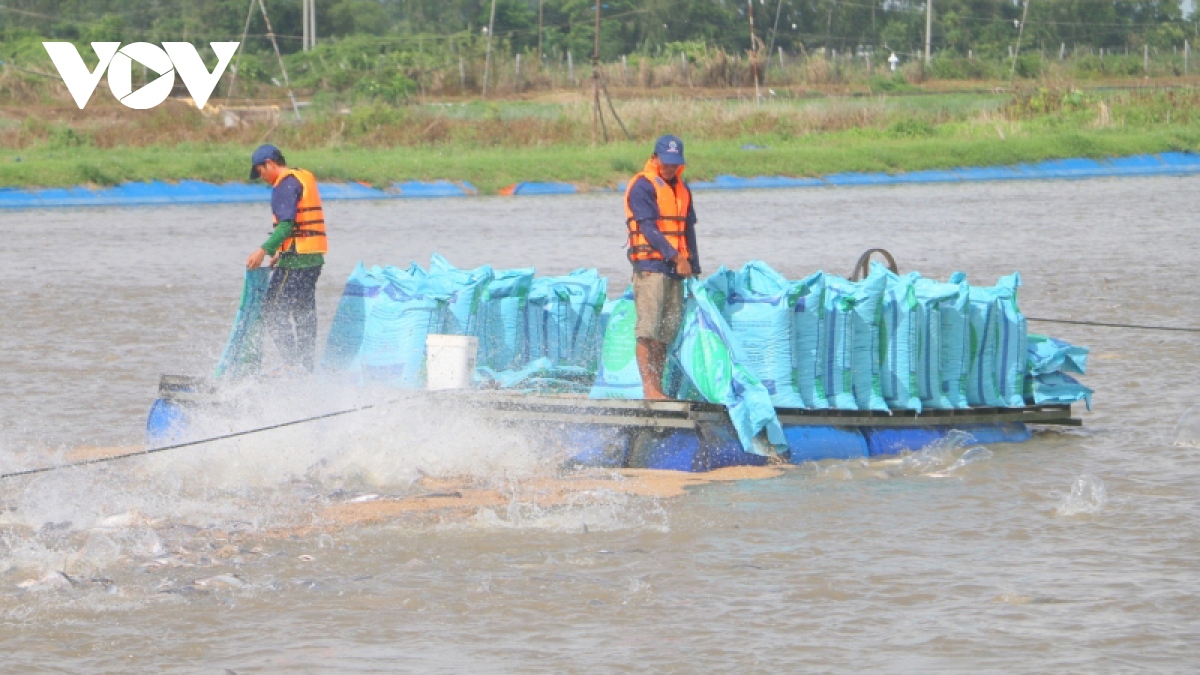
left=261, top=220, right=294, bottom=256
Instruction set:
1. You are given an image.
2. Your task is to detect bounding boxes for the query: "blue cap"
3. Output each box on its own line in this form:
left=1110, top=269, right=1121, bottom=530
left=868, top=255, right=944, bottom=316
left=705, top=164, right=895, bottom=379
left=249, top=144, right=285, bottom=179
left=654, top=135, right=685, bottom=165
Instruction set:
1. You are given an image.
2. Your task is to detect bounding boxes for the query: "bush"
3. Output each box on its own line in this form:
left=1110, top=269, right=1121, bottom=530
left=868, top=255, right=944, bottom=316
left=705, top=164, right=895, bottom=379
left=888, top=118, right=935, bottom=138
left=869, top=73, right=918, bottom=93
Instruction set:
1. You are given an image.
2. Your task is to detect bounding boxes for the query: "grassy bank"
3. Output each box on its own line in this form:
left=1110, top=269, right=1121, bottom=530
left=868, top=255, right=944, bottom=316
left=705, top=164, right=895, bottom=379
left=4, top=129, right=1199, bottom=194
left=2, top=88, right=1200, bottom=192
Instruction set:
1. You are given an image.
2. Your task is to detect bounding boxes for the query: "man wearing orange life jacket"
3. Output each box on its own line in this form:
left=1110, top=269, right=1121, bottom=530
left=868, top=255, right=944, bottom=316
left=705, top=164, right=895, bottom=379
left=245, top=144, right=327, bottom=373
left=624, top=134, right=701, bottom=400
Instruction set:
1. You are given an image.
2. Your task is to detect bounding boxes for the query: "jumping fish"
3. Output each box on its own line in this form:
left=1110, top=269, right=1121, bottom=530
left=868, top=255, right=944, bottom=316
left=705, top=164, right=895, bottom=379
left=17, top=571, right=74, bottom=592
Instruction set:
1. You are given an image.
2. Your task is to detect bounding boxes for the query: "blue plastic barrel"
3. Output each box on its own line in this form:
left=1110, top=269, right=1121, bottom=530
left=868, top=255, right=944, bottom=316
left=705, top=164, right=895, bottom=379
left=562, top=425, right=630, bottom=468
left=145, top=398, right=190, bottom=447
left=863, top=427, right=949, bottom=456
left=783, top=426, right=869, bottom=463
left=863, top=423, right=1032, bottom=456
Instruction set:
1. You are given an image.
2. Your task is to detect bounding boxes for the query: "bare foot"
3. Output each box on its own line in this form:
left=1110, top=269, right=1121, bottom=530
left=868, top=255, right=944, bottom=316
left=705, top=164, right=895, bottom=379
left=643, top=390, right=671, bottom=401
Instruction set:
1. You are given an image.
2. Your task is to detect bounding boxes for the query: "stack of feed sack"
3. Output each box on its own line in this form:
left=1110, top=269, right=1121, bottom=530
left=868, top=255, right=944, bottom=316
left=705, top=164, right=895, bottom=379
left=912, top=275, right=970, bottom=409
left=322, top=263, right=450, bottom=388
left=791, top=271, right=829, bottom=409
left=953, top=272, right=1027, bottom=407
left=477, top=266, right=536, bottom=371
left=877, top=269, right=925, bottom=412
left=1025, top=334, right=1093, bottom=410
left=703, top=262, right=806, bottom=408
left=588, top=289, right=644, bottom=399
left=823, top=268, right=889, bottom=411
left=526, top=269, right=608, bottom=370
left=427, top=254, right=493, bottom=336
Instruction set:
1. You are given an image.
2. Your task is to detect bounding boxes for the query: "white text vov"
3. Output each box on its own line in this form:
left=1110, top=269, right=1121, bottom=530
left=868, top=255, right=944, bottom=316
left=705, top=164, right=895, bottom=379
left=42, top=42, right=240, bottom=110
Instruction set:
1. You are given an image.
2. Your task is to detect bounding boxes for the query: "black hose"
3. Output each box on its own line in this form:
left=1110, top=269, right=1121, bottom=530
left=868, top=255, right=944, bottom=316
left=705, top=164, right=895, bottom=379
left=1027, top=317, right=1200, bottom=334
left=0, top=402, right=389, bottom=481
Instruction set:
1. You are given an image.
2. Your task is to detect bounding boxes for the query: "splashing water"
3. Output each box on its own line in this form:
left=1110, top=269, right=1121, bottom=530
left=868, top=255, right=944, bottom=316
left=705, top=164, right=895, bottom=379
left=0, top=383, right=668, bottom=588
left=870, top=430, right=994, bottom=478
left=1172, top=407, right=1200, bottom=448
left=1056, top=474, right=1107, bottom=516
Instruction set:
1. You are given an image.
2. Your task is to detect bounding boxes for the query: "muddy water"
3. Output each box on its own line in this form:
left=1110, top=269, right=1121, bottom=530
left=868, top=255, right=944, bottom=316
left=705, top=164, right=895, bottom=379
left=2, top=178, right=1199, bottom=672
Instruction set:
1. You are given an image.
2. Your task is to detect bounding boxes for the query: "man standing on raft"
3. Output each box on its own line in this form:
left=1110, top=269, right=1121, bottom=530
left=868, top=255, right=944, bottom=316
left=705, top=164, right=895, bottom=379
left=624, top=134, right=701, bottom=400
left=245, top=144, right=327, bottom=373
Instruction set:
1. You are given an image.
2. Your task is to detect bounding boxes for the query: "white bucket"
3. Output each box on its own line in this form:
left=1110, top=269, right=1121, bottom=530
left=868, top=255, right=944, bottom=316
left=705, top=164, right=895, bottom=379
left=425, top=334, right=479, bottom=390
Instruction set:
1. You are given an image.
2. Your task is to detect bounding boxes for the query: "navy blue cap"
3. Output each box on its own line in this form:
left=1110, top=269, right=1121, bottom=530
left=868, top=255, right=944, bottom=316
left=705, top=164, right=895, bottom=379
left=249, top=144, right=285, bottom=179
left=654, top=135, right=685, bottom=165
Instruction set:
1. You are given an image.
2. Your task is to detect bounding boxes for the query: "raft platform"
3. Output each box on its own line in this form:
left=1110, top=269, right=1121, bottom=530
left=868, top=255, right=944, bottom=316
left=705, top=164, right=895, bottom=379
left=149, top=375, right=1080, bottom=473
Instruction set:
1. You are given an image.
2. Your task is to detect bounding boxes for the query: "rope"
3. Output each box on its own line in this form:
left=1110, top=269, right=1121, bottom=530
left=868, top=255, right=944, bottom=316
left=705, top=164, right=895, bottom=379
left=1027, top=317, right=1200, bottom=334
left=0, top=400, right=396, bottom=481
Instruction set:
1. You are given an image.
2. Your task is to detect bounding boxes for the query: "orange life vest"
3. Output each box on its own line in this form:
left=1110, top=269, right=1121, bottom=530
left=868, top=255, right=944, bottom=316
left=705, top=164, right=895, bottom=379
left=272, top=168, right=328, bottom=256
left=624, top=159, right=691, bottom=264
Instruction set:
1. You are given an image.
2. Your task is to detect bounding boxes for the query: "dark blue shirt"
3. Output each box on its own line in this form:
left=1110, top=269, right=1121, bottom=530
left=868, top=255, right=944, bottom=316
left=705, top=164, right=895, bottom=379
left=271, top=175, right=303, bottom=222
left=627, top=176, right=701, bottom=278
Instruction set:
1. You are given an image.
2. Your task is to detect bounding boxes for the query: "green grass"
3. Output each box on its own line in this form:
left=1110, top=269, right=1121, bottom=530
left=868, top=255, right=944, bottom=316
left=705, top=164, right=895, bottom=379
left=3, top=126, right=1198, bottom=193
left=4, top=89, right=1200, bottom=192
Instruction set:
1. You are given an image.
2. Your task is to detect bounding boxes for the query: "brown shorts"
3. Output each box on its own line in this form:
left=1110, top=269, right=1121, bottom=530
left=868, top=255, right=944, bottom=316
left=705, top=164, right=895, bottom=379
left=633, top=271, right=684, bottom=343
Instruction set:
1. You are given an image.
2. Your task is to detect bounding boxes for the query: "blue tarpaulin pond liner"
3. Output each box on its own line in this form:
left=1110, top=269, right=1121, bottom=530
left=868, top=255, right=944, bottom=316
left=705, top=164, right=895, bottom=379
left=7, top=153, right=1200, bottom=210
left=390, top=180, right=476, bottom=198
left=501, top=182, right=579, bottom=196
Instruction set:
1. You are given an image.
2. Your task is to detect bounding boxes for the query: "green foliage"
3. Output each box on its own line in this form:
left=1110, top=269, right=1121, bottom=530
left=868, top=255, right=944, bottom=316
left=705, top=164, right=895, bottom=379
left=353, top=71, right=417, bottom=104
left=869, top=73, right=918, bottom=93
left=887, top=118, right=935, bottom=138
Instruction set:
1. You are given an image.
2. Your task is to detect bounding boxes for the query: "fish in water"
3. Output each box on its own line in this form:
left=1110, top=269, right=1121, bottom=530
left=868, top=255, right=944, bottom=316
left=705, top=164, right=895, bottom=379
left=193, top=574, right=245, bottom=588
left=17, top=571, right=74, bottom=592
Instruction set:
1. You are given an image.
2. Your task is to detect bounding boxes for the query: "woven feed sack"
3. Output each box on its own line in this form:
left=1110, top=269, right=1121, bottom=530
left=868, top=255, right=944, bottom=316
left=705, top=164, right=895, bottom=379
left=478, top=267, right=535, bottom=371
left=879, top=269, right=923, bottom=412
left=589, top=289, right=644, bottom=399
left=322, top=263, right=387, bottom=372
left=427, top=254, right=493, bottom=336
left=791, top=271, right=829, bottom=409
left=699, top=266, right=737, bottom=313
left=921, top=275, right=971, bottom=408
left=911, top=277, right=964, bottom=409
left=1025, top=372, right=1093, bottom=411
left=670, top=280, right=785, bottom=454
left=720, top=261, right=805, bottom=408
left=1026, top=334, right=1089, bottom=376
left=359, top=266, right=449, bottom=388
left=526, top=278, right=553, bottom=362
left=824, top=270, right=889, bottom=411
left=957, top=273, right=1006, bottom=407
left=994, top=272, right=1028, bottom=407
left=214, top=268, right=272, bottom=379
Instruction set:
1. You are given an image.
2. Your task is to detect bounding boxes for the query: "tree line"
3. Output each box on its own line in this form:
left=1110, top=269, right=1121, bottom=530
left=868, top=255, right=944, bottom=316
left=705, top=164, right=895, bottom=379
left=1, top=0, right=1196, bottom=61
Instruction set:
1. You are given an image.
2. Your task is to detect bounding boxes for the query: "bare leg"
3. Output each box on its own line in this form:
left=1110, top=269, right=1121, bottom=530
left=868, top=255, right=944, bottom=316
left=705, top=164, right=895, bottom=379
left=637, top=337, right=669, bottom=400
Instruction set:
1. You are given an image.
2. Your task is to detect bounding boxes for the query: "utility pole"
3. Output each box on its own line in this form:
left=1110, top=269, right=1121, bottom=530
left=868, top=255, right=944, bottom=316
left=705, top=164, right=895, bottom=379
left=747, top=0, right=761, bottom=105
left=309, top=0, right=317, bottom=50
left=592, top=0, right=603, bottom=145
left=482, top=0, right=497, bottom=99
left=302, top=0, right=309, bottom=51
left=766, top=0, right=785, bottom=59
left=924, top=0, right=933, bottom=65
left=1009, top=0, right=1030, bottom=82
left=538, top=0, right=545, bottom=62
